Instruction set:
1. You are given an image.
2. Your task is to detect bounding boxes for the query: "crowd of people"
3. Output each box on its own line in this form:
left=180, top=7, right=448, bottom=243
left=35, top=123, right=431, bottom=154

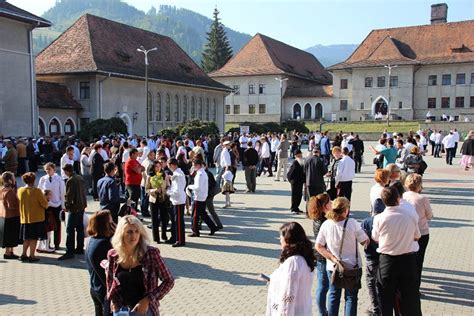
left=0, top=127, right=472, bottom=315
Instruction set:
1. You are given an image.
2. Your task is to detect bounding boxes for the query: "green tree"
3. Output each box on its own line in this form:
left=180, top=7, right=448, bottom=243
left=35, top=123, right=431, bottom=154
left=201, top=7, right=233, bottom=73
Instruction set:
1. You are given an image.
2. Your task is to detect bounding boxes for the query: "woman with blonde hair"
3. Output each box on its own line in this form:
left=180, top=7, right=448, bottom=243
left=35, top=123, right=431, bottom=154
left=315, top=197, right=368, bottom=316
left=308, top=193, right=332, bottom=315
left=106, top=215, right=174, bottom=315
left=460, top=130, right=474, bottom=171
left=402, top=174, right=433, bottom=293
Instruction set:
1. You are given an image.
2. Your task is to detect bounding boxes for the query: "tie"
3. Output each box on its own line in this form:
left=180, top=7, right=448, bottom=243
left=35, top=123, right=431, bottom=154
left=49, top=176, right=52, bottom=183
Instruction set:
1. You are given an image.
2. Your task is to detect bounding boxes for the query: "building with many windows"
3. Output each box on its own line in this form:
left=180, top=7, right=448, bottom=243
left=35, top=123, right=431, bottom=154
left=209, top=33, right=332, bottom=123
left=329, top=4, right=474, bottom=122
left=35, top=14, right=230, bottom=136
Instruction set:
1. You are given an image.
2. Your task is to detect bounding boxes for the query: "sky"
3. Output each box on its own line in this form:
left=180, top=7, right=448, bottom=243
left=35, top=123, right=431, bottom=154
left=8, top=0, right=474, bottom=49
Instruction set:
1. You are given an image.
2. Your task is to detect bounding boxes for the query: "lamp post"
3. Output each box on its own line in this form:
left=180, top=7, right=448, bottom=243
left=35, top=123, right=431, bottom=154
left=137, top=46, right=157, bottom=137
left=275, top=77, right=288, bottom=122
left=384, top=64, right=397, bottom=126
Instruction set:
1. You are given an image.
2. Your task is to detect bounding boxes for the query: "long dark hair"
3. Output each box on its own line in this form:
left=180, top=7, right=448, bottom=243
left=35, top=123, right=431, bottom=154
left=279, top=222, right=315, bottom=271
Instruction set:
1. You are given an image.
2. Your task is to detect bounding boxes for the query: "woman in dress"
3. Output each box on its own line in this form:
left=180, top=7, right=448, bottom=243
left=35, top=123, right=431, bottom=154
left=315, top=197, right=369, bottom=316
left=460, top=130, right=474, bottom=171
left=106, top=215, right=174, bottom=315
left=17, top=172, right=49, bottom=262
left=266, top=222, right=315, bottom=316
left=0, top=171, right=20, bottom=259
left=308, top=193, right=332, bottom=316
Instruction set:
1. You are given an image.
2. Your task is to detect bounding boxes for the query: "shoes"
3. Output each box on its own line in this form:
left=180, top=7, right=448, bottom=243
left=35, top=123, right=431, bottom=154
left=172, top=243, right=185, bottom=247
left=291, top=209, right=304, bottom=214
left=188, top=233, right=200, bottom=237
left=55, top=245, right=61, bottom=251
left=74, top=249, right=84, bottom=255
left=267, top=174, right=273, bottom=177
left=274, top=179, right=280, bottom=182
left=209, top=230, right=217, bottom=236
left=245, top=190, right=250, bottom=193
left=147, top=224, right=153, bottom=229
left=3, top=254, right=19, bottom=260
left=20, top=255, right=29, bottom=262
left=28, top=257, right=40, bottom=263
left=164, top=239, right=174, bottom=244
left=217, top=226, right=224, bottom=230
left=37, top=248, right=55, bottom=254
left=141, top=213, right=151, bottom=218
left=58, top=253, right=75, bottom=261
left=161, top=235, right=168, bottom=242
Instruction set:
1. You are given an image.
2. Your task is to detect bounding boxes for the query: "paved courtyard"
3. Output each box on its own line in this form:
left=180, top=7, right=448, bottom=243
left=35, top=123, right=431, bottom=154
left=0, top=147, right=473, bottom=315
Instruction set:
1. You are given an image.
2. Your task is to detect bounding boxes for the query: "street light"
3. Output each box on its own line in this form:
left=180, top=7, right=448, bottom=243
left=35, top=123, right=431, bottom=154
left=137, top=45, right=158, bottom=137
left=275, top=77, right=288, bottom=122
left=384, top=64, right=398, bottom=126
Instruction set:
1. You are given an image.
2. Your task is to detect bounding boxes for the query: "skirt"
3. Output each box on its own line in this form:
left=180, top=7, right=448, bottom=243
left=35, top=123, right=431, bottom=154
left=460, top=155, right=473, bottom=168
left=0, top=216, right=21, bottom=248
left=221, top=180, right=235, bottom=194
left=20, top=221, right=47, bottom=241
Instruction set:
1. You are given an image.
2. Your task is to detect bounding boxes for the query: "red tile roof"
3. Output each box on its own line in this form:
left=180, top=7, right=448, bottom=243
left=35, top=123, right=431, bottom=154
left=209, top=33, right=331, bottom=84
left=284, top=85, right=333, bottom=98
left=35, top=14, right=229, bottom=91
left=37, top=81, right=82, bottom=110
left=0, top=1, right=51, bottom=27
left=329, top=20, right=474, bottom=70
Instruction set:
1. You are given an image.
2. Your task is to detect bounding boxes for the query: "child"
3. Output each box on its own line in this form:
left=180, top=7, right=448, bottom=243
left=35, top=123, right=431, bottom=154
left=37, top=190, right=55, bottom=253
left=221, top=167, right=234, bottom=208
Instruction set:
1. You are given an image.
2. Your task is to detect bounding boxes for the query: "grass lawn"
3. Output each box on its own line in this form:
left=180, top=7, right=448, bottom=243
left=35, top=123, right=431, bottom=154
left=306, top=121, right=421, bottom=134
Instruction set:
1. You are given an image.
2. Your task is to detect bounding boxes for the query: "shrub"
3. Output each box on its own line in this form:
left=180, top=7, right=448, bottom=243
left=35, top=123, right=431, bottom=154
left=226, top=120, right=303, bottom=135
left=176, top=120, right=220, bottom=139
left=281, top=119, right=309, bottom=133
left=78, top=117, right=127, bottom=141
left=158, top=127, right=178, bottom=138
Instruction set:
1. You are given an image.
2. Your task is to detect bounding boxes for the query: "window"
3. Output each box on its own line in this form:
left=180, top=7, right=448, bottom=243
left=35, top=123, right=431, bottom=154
left=398, top=101, right=403, bottom=109
left=258, top=84, right=265, bottom=94
left=360, top=102, right=364, bottom=110
left=427, top=98, right=436, bottom=108
left=249, top=84, right=255, bottom=94
left=428, top=75, right=437, bottom=86
left=225, top=104, right=231, bottom=114
left=340, top=100, right=348, bottom=111
left=212, top=99, right=217, bottom=121
left=365, top=77, right=373, bottom=88
left=182, top=96, right=188, bottom=121
left=248, top=104, right=255, bottom=114
left=165, top=94, right=171, bottom=121
left=455, top=97, right=464, bottom=108
left=79, top=81, right=90, bottom=99
left=456, top=73, right=466, bottom=85
left=470, top=96, right=474, bottom=107
left=390, top=76, right=398, bottom=87
left=442, top=74, right=451, bottom=85
left=233, top=85, right=240, bottom=94
left=377, top=76, right=386, bottom=87
left=441, top=97, right=450, bottom=108
left=340, top=79, right=348, bottom=89
left=471, top=73, right=474, bottom=84
left=156, top=93, right=162, bottom=121
left=233, top=104, right=240, bottom=114
left=259, top=104, right=266, bottom=114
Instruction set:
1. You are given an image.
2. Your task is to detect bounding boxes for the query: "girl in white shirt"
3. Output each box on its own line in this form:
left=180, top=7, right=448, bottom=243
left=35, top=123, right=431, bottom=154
left=221, top=167, right=234, bottom=208
left=266, top=222, right=315, bottom=316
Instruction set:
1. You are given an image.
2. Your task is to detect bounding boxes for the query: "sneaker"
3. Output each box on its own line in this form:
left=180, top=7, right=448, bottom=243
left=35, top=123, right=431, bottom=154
left=58, top=253, right=75, bottom=260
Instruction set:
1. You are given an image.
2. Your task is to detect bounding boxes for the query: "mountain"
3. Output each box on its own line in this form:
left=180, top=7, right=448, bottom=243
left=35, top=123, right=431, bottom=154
left=305, top=44, right=358, bottom=67
left=33, top=0, right=251, bottom=63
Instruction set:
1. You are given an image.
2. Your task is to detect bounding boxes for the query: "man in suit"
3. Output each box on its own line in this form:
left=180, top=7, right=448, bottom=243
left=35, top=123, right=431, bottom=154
left=303, top=147, right=328, bottom=198
left=242, top=141, right=259, bottom=193
left=287, top=150, right=305, bottom=214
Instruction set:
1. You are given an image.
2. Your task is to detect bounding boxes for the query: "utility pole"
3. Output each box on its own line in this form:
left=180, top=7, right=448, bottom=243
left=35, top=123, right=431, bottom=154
left=384, top=64, right=398, bottom=126
left=275, top=77, right=288, bottom=122
left=137, top=46, right=157, bottom=137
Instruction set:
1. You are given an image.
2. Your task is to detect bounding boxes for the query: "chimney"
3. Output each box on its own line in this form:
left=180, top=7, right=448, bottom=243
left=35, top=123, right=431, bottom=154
left=431, top=3, right=448, bottom=24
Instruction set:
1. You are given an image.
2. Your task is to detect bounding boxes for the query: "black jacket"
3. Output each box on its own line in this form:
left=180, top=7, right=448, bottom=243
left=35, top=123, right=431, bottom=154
left=461, top=139, right=474, bottom=156
left=304, top=155, right=327, bottom=188
left=242, top=148, right=259, bottom=166
left=287, top=160, right=305, bottom=184
left=349, top=138, right=364, bottom=155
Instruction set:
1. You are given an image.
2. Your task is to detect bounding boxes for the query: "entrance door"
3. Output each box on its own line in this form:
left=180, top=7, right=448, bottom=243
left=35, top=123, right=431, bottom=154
left=374, top=99, right=388, bottom=115
left=304, top=103, right=311, bottom=120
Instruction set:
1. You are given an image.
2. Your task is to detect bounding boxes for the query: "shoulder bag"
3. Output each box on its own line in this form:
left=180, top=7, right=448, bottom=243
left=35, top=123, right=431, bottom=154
left=330, top=218, right=363, bottom=290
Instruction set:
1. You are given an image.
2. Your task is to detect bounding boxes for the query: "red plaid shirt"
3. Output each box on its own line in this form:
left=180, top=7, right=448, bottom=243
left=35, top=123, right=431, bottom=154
left=106, top=246, right=174, bottom=315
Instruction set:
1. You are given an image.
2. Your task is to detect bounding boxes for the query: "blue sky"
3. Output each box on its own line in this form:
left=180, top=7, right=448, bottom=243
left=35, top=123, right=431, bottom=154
left=9, top=0, right=474, bottom=49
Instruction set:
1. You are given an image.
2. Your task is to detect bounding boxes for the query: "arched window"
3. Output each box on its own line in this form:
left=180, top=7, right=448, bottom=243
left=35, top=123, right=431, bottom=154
left=147, top=92, right=153, bottom=122
left=64, top=118, right=75, bottom=135
left=315, top=103, right=323, bottom=120
left=191, top=97, right=196, bottom=119
left=293, top=103, right=301, bottom=119
left=212, top=99, right=217, bottom=121
left=183, top=96, right=188, bottom=122
left=49, top=117, right=61, bottom=135
left=174, top=95, right=180, bottom=122
left=304, top=103, right=311, bottom=120
left=198, top=97, right=203, bottom=120
left=38, top=117, right=46, bottom=136
left=165, top=94, right=171, bottom=121
left=155, top=93, right=162, bottom=121
left=205, top=98, right=210, bottom=121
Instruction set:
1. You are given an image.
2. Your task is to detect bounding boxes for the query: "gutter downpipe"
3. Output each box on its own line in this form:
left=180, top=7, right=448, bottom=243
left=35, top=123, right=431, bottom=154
left=98, top=73, right=111, bottom=119
left=29, top=26, right=37, bottom=137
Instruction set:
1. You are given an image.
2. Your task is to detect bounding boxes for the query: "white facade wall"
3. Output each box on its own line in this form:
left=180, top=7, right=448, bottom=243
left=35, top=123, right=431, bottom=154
left=283, top=97, right=333, bottom=121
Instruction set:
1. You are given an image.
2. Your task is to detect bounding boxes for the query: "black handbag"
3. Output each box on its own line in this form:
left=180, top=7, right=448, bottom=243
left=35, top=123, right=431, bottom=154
left=330, top=218, right=363, bottom=290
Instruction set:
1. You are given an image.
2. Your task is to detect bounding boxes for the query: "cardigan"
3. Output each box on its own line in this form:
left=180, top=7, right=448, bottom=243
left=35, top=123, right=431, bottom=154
left=17, top=186, right=48, bottom=224
left=0, top=187, right=20, bottom=218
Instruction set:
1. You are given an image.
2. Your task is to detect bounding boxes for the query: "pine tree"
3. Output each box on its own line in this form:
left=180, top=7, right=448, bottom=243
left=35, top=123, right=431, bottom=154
left=201, top=7, right=233, bottom=73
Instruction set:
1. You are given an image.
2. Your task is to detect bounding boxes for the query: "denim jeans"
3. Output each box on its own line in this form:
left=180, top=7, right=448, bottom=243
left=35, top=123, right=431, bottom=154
left=113, top=306, right=152, bottom=316
left=366, top=258, right=381, bottom=314
left=316, top=260, right=329, bottom=316
left=66, top=210, right=84, bottom=254
left=326, top=270, right=359, bottom=316
left=140, top=186, right=150, bottom=216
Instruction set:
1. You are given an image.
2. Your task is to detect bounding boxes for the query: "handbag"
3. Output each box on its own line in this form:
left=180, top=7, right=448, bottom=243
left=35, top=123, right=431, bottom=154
left=330, top=218, right=363, bottom=290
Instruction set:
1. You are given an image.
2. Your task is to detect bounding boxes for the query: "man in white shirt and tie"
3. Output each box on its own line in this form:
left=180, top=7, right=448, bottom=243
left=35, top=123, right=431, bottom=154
left=442, top=131, right=456, bottom=165
left=187, top=159, right=218, bottom=237
left=334, top=147, right=356, bottom=200
left=60, top=146, right=75, bottom=180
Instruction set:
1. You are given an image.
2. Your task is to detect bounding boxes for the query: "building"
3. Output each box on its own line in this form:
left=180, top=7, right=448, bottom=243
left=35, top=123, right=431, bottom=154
left=209, top=33, right=332, bottom=123
left=36, top=14, right=230, bottom=136
left=329, top=3, right=474, bottom=122
left=0, top=0, right=51, bottom=137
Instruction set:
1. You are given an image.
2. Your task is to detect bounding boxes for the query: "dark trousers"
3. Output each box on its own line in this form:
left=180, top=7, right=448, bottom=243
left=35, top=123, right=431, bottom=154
left=92, top=175, right=102, bottom=199
left=140, top=186, right=150, bottom=216
left=307, top=185, right=325, bottom=198
left=434, top=144, right=442, bottom=157
left=126, top=185, right=141, bottom=211
left=66, top=210, right=85, bottom=254
left=366, top=258, right=381, bottom=314
left=445, top=147, right=455, bottom=165
left=244, top=166, right=257, bottom=192
left=354, top=153, right=362, bottom=173
left=290, top=181, right=303, bottom=212
left=258, top=157, right=273, bottom=176
left=174, top=204, right=186, bottom=245
left=150, top=202, right=169, bottom=243
left=17, top=157, right=28, bottom=175
left=429, top=141, right=435, bottom=155
left=167, top=205, right=176, bottom=243
left=337, top=181, right=353, bottom=201
left=28, top=155, right=39, bottom=172
left=49, top=206, right=62, bottom=248
left=73, top=161, right=81, bottom=175
left=206, top=192, right=223, bottom=229
left=416, top=234, right=429, bottom=291
left=270, top=151, right=276, bottom=171
left=453, top=142, right=458, bottom=158
left=90, top=288, right=107, bottom=316
left=377, top=253, right=421, bottom=316
left=192, top=201, right=217, bottom=235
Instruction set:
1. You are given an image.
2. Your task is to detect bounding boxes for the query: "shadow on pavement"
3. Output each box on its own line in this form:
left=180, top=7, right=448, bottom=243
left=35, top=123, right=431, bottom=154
left=0, top=294, right=36, bottom=306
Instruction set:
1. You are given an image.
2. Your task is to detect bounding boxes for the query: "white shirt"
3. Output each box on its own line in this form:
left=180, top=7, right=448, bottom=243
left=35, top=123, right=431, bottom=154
left=220, top=149, right=231, bottom=168
left=335, top=155, right=355, bottom=184
left=270, top=138, right=280, bottom=152
left=222, top=170, right=233, bottom=182
left=122, top=149, right=130, bottom=163
left=80, top=154, right=91, bottom=176
left=167, top=168, right=187, bottom=205
left=72, top=145, right=81, bottom=161
left=341, top=138, right=353, bottom=153
left=434, top=132, right=443, bottom=144
left=261, top=141, right=271, bottom=158
left=266, top=255, right=314, bottom=316
left=369, top=183, right=385, bottom=210
left=316, top=218, right=368, bottom=271
left=38, top=173, right=65, bottom=208
left=188, top=168, right=208, bottom=202
left=452, top=131, right=460, bottom=143
left=239, top=136, right=248, bottom=149
left=372, top=205, right=421, bottom=255
left=404, top=142, right=415, bottom=153
left=442, top=134, right=456, bottom=149
left=139, top=146, right=150, bottom=163
left=60, top=154, right=74, bottom=179
left=176, top=146, right=187, bottom=159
